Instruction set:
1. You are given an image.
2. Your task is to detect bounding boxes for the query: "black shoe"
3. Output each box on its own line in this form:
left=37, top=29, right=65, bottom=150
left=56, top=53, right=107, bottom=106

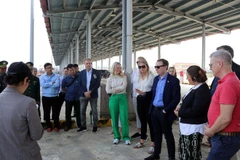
left=168, top=158, right=175, bottom=160
left=131, top=132, right=141, bottom=139
left=144, top=154, right=160, bottom=160
left=92, top=127, right=99, bottom=133
left=77, top=127, right=87, bottom=133
left=64, top=127, right=70, bottom=132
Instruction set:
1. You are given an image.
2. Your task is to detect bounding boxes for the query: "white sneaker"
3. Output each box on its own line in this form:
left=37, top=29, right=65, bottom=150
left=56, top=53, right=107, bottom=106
left=125, top=140, right=131, bottom=145
left=148, top=146, right=154, bottom=154
left=113, top=139, right=119, bottom=144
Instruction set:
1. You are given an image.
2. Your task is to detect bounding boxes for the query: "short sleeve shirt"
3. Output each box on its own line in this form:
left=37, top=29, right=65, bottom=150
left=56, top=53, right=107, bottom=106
left=208, top=72, right=240, bottom=132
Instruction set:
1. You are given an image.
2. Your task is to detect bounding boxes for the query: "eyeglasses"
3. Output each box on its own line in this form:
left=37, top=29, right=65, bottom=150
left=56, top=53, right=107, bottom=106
left=138, top=65, right=146, bottom=69
left=154, top=65, right=166, bottom=69
left=209, top=61, right=218, bottom=68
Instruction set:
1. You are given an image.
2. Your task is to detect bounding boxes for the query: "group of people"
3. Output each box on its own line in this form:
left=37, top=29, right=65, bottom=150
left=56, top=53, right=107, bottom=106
left=0, top=44, right=240, bottom=160
left=105, top=45, right=240, bottom=160
left=0, top=58, right=101, bottom=159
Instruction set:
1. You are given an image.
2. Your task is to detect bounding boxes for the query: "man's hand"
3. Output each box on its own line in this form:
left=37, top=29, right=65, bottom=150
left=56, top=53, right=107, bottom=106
left=84, top=91, right=92, bottom=98
left=52, top=81, right=55, bottom=85
left=204, top=125, right=215, bottom=137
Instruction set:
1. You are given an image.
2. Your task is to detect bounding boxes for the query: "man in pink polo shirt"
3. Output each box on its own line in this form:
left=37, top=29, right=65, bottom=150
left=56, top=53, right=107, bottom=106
left=205, top=49, right=240, bottom=160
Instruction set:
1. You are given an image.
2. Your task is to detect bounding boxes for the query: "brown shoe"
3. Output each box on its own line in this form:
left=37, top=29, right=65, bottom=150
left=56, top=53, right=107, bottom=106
left=54, top=128, right=59, bottom=132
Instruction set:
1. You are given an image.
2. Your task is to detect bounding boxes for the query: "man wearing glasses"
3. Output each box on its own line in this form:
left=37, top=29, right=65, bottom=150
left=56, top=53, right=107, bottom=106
left=145, top=59, right=180, bottom=160
left=205, top=49, right=240, bottom=160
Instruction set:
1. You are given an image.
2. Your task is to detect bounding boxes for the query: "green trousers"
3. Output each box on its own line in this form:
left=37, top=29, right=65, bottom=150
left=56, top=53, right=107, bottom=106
left=109, top=93, right=130, bottom=140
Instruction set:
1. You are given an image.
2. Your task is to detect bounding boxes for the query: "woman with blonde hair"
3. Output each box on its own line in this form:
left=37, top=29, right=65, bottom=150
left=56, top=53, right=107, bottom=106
left=169, top=67, right=177, bottom=77
left=133, top=59, right=155, bottom=154
left=106, top=62, right=131, bottom=145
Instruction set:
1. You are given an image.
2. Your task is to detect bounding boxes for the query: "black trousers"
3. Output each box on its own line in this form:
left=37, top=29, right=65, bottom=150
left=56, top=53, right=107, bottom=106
left=137, top=94, right=154, bottom=141
left=151, top=108, right=175, bottom=159
left=65, top=100, right=81, bottom=128
left=42, top=96, right=59, bottom=128
left=57, top=92, right=65, bottom=116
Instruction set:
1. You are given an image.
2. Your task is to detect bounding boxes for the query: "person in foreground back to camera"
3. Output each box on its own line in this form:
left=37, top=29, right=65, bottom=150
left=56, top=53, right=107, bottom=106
left=0, top=62, right=44, bottom=160
left=204, top=49, right=240, bottom=160
left=106, top=62, right=131, bottom=145
left=145, top=59, right=181, bottom=160
left=174, top=65, right=211, bottom=160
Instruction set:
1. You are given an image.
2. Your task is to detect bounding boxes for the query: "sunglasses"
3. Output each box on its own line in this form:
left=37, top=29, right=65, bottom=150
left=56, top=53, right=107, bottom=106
left=154, top=65, right=166, bottom=69
left=138, top=65, right=146, bottom=69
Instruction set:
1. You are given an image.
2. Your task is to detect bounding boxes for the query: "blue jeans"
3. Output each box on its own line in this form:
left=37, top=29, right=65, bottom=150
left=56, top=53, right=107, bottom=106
left=207, top=134, right=240, bottom=160
left=80, top=97, right=98, bottom=128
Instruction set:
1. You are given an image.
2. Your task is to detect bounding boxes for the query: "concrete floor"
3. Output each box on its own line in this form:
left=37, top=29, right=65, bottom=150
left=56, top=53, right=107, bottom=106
left=38, top=84, right=211, bottom=160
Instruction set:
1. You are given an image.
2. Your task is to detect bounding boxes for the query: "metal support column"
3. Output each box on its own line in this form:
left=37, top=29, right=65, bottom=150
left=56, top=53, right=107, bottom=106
left=158, top=38, right=161, bottom=59
left=70, top=44, right=73, bottom=63
left=30, top=0, right=34, bottom=63
left=202, top=24, right=206, bottom=70
left=86, top=12, right=92, bottom=58
left=75, top=34, right=79, bottom=64
left=122, top=0, right=132, bottom=73
left=108, top=57, right=111, bottom=71
left=101, top=59, right=103, bottom=69
left=133, top=47, right=136, bottom=70
left=96, top=61, right=98, bottom=69
left=119, top=54, right=121, bottom=64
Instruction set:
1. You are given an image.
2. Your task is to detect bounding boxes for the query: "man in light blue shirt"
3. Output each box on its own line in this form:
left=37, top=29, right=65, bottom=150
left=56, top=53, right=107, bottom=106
left=40, top=63, right=60, bottom=132
left=145, top=59, right=180, bottom=160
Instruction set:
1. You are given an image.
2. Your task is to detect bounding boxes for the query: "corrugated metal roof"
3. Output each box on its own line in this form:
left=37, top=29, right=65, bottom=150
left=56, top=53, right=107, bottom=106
left=39, top=0, right=240, bottom=65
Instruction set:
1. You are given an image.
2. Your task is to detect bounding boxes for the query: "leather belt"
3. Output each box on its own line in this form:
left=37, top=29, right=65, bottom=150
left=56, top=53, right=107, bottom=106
left=216, top=132, right=240, bottom=136
left=154, top=107, right=164, bottom=111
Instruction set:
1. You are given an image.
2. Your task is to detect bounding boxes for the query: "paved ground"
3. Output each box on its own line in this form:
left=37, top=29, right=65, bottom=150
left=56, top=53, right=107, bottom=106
left=38, top=84, right=211, bottom=160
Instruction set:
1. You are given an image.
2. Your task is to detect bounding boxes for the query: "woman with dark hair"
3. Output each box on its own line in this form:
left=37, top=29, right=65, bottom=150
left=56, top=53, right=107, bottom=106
left=174, top=65, right=211, bottom=160
left=0, top=62, right=44, bottom=160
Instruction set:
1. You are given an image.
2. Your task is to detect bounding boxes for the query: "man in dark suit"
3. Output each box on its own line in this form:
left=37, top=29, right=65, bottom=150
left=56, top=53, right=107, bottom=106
left=23, top=62, right=41, bottom=119
left=78, top=58, right=101, bottom=133
left=0, top=60, right=8, bottom=93
left=145, top=59, right=180, bottom=160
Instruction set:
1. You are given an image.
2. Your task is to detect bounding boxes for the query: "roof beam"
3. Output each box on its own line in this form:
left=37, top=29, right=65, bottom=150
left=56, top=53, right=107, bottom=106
left=47, top=3, right=152, bottom=15
left=155, top=4, right=230, bottom=33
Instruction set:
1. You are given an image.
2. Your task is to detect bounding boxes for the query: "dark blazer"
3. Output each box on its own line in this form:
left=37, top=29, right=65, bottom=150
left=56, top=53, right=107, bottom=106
left=179, top=83, right=211, bottom=124
left=79, top=68, right=101, bottom=98
left=232, top=61, right=240, bottom=79
left=23, top=76, right=41, bottom=104
left=0, top=87, right=43, bottom=160
left=149, top=74, right=181, bottom=121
